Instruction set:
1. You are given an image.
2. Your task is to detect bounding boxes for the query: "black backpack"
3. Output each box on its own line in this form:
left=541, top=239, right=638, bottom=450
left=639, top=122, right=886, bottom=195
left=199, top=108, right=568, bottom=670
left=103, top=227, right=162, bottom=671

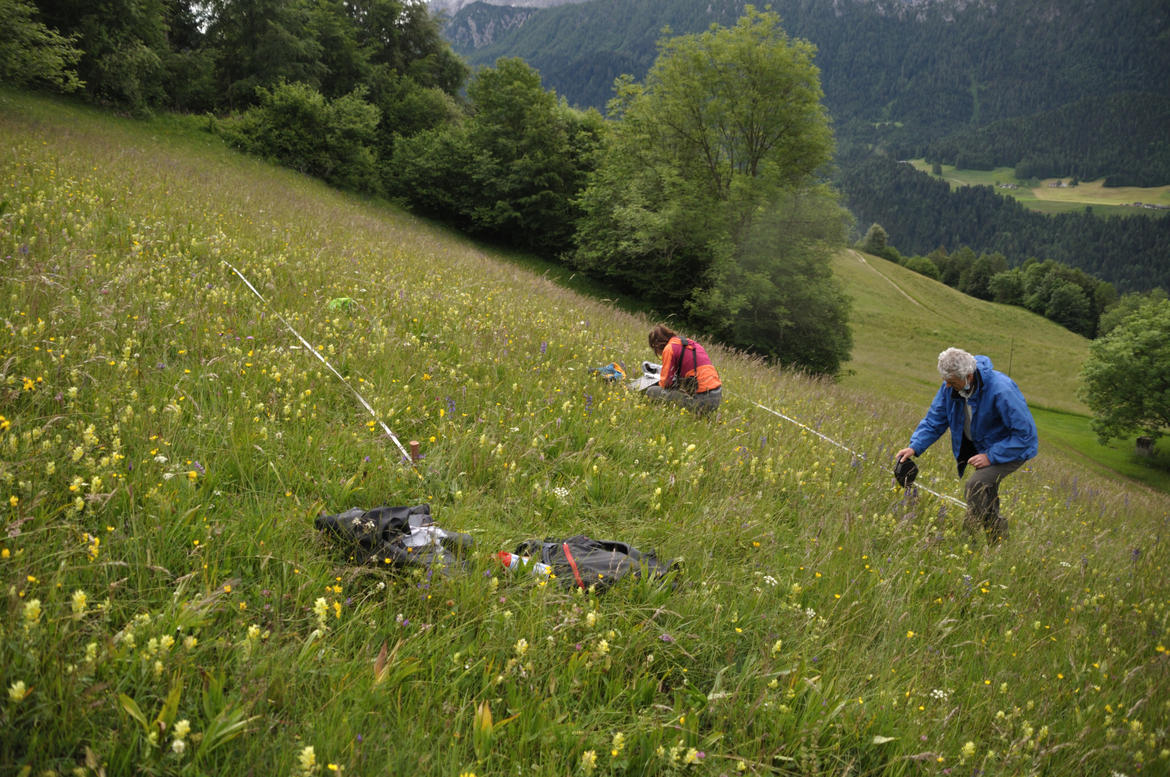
left=513, top=535, right=678, bottom=591
left=315, top=504, right=473, bottom=574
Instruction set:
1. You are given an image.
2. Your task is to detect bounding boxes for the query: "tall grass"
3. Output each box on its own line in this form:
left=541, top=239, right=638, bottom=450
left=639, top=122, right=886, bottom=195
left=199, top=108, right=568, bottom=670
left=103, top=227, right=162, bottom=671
left=2, top=90, right=1168, bottom=777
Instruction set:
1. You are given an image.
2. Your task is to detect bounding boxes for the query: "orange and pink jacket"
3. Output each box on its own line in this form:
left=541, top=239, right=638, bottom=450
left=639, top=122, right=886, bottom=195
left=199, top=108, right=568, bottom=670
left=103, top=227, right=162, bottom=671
left=658, top=336, right=722, bottom=393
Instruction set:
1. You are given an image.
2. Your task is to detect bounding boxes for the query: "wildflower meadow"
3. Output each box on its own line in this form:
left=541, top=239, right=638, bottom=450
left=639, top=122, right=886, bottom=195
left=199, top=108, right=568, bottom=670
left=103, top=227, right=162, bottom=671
left=2, top=90, right=1168, bottom=776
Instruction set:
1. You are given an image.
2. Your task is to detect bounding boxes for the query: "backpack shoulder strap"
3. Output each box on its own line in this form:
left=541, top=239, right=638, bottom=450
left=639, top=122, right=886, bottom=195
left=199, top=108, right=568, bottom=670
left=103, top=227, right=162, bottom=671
left=673, top=336, right=694, bottom=384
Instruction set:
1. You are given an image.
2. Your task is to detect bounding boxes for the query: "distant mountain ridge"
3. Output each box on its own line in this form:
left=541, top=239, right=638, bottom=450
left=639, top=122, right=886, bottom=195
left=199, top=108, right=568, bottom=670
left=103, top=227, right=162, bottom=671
left=441, top=3, right=544, bottom=50
left=428, top=0, right=587, bottom=18
left=435, top=0, right=996, bottom=28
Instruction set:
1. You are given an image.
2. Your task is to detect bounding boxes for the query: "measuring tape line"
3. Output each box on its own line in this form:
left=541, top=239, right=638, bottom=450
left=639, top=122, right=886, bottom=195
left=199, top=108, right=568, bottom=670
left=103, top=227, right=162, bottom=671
left=223, top=260, right=417, bottom=471
left=743, top=396, right=967, bottom=509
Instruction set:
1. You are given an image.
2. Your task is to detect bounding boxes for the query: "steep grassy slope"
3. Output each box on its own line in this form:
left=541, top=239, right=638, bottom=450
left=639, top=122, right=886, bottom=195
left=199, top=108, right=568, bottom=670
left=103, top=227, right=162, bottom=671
left=833, top=249, right=1088, bottom=415
left=2, top=91, right=1168, bottom=776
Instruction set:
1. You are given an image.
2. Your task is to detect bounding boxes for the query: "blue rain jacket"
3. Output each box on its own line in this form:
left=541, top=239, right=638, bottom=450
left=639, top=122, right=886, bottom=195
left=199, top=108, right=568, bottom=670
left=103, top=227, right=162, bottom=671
left=909, top=355, right=1038, bottom=476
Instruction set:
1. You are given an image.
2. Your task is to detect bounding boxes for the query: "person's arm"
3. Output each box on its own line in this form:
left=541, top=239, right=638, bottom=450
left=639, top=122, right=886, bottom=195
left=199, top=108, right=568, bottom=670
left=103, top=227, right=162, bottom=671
left=906, top=384, right=951, bottom=458
left=658, top=342, right=675, bottom=388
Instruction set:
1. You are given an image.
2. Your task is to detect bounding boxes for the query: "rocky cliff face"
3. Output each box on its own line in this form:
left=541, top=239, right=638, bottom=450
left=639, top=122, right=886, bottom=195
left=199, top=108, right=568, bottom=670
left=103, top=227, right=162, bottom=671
left=440, top=4, right=542, bottom=49
left=428, top=0, right=588, bottom=18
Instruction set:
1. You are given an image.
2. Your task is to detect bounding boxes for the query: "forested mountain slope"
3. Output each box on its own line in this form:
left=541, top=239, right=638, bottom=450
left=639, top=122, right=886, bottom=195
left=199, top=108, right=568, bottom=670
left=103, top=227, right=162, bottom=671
left=443, top=0, right=1170, bottom=292
left=841, top=156, right=1170, bottom=292
left=445, top=0, right=1170, bottom=159
left=920, top=92, right=1170, bottom=187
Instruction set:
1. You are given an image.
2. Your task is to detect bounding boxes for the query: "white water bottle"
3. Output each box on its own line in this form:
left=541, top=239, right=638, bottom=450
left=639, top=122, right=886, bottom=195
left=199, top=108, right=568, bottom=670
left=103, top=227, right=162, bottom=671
left=497, top=551, right=552, bottom=576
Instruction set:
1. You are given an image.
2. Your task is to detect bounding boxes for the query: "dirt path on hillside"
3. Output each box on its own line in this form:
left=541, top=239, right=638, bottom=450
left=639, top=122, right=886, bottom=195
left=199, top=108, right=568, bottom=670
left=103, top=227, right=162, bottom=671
left=849, top=250, right=924, bottom=309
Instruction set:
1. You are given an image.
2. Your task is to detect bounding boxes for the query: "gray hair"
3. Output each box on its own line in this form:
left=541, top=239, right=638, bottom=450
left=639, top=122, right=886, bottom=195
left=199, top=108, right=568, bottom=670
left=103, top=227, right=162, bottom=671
left=937, top=347, right=976, bottom=381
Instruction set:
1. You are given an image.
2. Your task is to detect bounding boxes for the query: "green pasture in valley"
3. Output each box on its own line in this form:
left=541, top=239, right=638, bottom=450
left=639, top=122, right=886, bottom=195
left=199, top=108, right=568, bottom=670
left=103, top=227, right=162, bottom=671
left=2, top=90, right=1168, bottom=777
left=907, top=159, right=1170, bottom=218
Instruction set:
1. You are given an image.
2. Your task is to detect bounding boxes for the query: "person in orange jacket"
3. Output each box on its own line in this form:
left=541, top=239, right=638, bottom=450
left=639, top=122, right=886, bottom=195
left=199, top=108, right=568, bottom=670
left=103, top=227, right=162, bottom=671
left=646, top=324, right=722, bottom=415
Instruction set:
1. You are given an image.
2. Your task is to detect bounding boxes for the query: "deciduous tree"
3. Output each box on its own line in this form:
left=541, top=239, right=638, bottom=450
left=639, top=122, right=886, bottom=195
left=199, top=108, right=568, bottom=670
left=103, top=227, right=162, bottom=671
left=1080, top=298, right=1170, bottom=444
left=0, top=0, right=83, bottom=93
left=573, top=6, right=848, bottom=372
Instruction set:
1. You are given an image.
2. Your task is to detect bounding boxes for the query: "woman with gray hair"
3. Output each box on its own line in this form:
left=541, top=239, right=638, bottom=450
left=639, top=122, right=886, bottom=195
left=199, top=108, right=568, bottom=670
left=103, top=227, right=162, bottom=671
left=895, top=347, right=1038, bottom=544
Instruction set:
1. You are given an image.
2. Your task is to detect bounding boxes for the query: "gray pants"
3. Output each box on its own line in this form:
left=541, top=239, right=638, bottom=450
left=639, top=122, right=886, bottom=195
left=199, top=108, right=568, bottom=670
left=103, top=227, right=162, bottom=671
left=645, top=386, right=722, bottom=416
left=963, top=460, right=1023, bottom=545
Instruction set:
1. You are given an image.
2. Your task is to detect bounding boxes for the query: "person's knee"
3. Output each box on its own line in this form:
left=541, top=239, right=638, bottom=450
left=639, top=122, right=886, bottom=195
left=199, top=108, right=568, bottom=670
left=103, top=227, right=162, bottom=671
left=965, top=476, right=992, bottom=499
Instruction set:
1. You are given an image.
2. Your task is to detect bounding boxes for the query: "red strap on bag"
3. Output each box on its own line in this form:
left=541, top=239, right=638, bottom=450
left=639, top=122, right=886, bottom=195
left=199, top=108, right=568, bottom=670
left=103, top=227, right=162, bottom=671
left=562, top=542, right=585, bottom=589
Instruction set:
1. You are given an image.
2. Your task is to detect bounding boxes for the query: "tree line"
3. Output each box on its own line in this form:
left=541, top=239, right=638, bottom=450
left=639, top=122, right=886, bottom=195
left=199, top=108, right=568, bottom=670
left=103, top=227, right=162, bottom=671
left=10, top=0, right=467, bottom=114
left=5, top=2, right=854, bottom=375
left=840, top=156, right=1170, bottom=294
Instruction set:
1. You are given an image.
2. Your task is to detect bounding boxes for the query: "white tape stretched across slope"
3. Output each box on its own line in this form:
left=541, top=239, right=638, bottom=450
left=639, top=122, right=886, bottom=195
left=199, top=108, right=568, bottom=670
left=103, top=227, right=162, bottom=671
left=223, top=260, right=416, bottom=468
left=743, top=396, right=967, bottom=509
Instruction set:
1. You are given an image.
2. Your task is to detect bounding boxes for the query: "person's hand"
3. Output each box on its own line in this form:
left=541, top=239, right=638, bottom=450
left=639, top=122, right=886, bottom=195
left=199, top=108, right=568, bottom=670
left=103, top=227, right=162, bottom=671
left=968, top=453, right=990, bottom=469
left=895, top=447, right=915, bottom=463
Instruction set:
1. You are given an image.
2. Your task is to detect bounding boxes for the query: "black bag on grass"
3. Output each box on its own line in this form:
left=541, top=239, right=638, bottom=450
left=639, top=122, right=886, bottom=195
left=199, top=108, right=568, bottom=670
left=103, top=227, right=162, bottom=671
left=315, top=504, right=473, bottom=574
left=513, top=534, right=678, bottom=591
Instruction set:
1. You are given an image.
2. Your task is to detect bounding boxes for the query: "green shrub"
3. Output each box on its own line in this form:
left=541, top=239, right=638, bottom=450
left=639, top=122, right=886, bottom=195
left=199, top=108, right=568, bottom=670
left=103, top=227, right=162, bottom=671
left=903, top=255, right=941, bottom=281
left=223, top=81, right=380, bottom=193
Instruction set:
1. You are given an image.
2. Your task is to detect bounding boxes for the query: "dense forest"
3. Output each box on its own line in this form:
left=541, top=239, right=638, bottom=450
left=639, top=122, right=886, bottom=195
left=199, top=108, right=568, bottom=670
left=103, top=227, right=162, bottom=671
left=917, top=93, right=1170, bottom=187
left=446, top=0, right=1170, bottom=163
left=8, top=0, right=468, bottom=117
left=842, top=157, right=1170, bottom=293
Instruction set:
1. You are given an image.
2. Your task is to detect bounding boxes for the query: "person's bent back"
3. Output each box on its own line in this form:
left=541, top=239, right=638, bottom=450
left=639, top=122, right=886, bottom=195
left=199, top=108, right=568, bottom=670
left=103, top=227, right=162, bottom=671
left=645, top=324, right=722, bottom=416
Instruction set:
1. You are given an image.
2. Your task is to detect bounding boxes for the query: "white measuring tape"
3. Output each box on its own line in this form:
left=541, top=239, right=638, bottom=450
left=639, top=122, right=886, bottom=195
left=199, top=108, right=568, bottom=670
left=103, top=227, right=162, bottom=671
left=744, top=396, right=967, bottom=509
left=223, top=260, right=416, bottom=469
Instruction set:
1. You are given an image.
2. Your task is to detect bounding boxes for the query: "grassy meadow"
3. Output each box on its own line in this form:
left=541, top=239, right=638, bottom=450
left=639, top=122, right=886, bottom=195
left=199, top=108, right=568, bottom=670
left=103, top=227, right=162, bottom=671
left=2, top=90, right=1169, bottom=777
left=907, top=160, right=1170, bottom=218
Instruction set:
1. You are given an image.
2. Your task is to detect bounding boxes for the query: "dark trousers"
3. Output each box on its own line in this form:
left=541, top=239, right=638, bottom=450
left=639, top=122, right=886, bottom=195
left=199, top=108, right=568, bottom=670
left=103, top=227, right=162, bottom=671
left=963, top=460, right=1023, bottom=544
left=645, top=385, right=722, bottom=416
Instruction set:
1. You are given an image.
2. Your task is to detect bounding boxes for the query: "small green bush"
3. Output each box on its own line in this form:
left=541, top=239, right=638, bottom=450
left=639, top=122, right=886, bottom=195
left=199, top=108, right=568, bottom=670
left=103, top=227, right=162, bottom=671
left=223, top=81, right=380, bottom=193
left=903, top=255, right=941, bottom=281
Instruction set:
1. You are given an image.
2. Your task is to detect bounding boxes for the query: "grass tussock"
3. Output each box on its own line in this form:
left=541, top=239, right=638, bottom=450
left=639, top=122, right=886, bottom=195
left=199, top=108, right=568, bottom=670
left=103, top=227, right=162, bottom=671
left=2, top=90, right=1169, bottom=776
